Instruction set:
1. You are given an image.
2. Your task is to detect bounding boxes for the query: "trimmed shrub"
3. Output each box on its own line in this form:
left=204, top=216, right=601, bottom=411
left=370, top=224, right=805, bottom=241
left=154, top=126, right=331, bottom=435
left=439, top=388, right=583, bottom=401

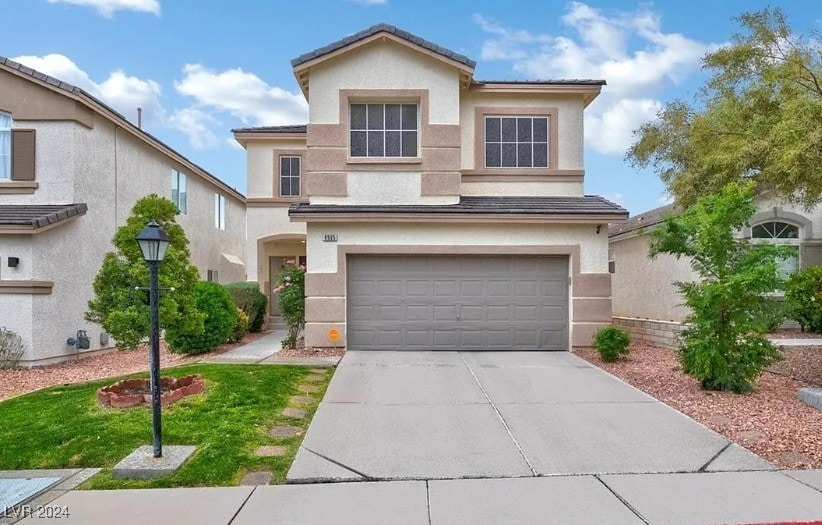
left=785, top=267, right=822, bottom=333
left=593, top=326, right=631, bottom=362
left=0, top=327, right=25, bottom=368
left=760, top=298, right=786, bottom=332
left=224, top=282, right=268, bottom=333
left=167, top=281, right=237, bottom=354
left=228, top=308, right=250, bottom=344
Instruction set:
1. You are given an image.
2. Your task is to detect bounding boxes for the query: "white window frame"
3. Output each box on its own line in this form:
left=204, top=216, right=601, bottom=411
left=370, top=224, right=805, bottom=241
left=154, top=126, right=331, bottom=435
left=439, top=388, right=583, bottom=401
left=608, top=247, right=616, bottom=274
left=0, top=112, right=11, bottom=180
left=214, top=193, right=226, bottom=230
left=171, top=170, right=187, bottom=215
left=279, top=156, right=301, bottom=197
left=750, top=220, right=801, bottom=281
left=484, top=115, right=549, bottom=168
left=349, top=103, right=418, bottom=158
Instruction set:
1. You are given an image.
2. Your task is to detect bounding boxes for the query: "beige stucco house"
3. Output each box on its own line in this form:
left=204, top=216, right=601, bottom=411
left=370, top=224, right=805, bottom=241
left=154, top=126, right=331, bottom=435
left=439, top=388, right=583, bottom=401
left=234, top=24, right=627, bottom=351
left=609, top=198, right=822, bottom=346
left=0, top=56, right=246, bottom=365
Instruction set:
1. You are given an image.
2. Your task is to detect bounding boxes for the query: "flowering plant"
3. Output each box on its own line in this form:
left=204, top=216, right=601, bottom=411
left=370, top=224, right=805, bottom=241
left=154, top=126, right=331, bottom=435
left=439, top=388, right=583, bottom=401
left=275, top=263, right=306, bottom=348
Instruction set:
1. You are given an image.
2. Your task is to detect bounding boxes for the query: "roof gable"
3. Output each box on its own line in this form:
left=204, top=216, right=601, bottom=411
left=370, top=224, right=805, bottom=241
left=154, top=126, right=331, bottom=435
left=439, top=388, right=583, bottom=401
left=291, top=23, right=475, bottom=97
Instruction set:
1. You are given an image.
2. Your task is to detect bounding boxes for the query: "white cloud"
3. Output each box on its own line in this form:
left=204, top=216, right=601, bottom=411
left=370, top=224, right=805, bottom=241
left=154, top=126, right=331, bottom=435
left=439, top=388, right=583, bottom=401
left=345, top=0, right=387, bottom=5
left=167, top=107, right=219, bottom=149
left=658, top=194, right=674, bottom=205
left=603, top=192, right=624, bottom=205
left=13, top=54, right=163, bottom=124
left=475, top=3, right=717, bottom=155
left=174, top=64, right=308, bottom=126
left=44, top=0, right=160, bottom=17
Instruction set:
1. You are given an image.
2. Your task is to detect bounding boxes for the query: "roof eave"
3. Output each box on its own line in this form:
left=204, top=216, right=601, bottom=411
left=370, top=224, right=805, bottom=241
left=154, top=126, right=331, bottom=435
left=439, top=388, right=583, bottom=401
left=469, top=82, right=604, bottom=106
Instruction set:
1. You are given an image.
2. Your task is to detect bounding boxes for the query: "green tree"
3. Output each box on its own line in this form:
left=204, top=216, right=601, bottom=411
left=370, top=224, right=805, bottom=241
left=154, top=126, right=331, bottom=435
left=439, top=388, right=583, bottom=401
left=274, top=263, right=305, bottom=349
left=649, top=182, right=790, bottom=393
left=165, top=281, right=237, bottom=354
left=628, top=8, right=822, bottom=208
left=86, top=195, right=204, bottom=349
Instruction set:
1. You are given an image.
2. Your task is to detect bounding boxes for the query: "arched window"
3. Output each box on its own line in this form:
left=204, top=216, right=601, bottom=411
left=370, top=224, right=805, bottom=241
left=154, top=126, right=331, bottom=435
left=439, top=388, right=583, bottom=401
left=750, top=220, right=800, bottom=279
left=0, top=112, right=11, bottom=179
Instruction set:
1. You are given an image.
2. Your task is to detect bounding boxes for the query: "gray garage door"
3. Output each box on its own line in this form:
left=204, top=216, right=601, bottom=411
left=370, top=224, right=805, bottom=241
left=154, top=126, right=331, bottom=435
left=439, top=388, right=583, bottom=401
left=347, top=255, right=569, bottom=351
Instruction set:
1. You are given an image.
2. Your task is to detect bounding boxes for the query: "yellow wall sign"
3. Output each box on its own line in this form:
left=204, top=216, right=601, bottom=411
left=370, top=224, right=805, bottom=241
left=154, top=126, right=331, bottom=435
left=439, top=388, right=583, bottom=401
left=327, top=329, right=341, bottom=342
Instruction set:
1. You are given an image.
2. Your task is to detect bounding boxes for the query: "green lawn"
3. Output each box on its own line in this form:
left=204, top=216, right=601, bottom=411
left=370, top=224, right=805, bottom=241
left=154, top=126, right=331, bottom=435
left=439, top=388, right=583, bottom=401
left=0, top=363, right=331, bottom=488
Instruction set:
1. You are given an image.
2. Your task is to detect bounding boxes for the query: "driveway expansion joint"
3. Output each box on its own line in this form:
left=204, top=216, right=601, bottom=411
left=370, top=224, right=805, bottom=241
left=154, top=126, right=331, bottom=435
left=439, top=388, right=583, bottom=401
left=301, top=446, right=372, bottom=481
left=698, top=442, right=732, bottom=472
left=594, top=475, right=651, bottom=525
left=227, top=486, right=257, bottom=525
left=458, top=352, right=537, bottom=476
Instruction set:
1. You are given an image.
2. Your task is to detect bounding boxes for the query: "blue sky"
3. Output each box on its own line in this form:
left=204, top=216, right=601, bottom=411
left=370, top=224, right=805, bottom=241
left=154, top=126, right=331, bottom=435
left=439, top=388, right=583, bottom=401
left=3, top=0, right=818, bottom=214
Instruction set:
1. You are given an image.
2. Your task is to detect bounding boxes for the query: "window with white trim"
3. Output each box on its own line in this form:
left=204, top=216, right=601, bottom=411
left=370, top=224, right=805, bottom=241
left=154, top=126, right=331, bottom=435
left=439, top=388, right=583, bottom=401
left=0, top=112, right=11, bottom=179
left=750, top=220, right=800, bottom=279
left=484, top=116, right=548, bottom=168
left=280, top=156, right=301, bottom=197
left=171, top=170, right=187, bottom=214
left=608, top=247, right=616, bottom=274
left=214, top=193, right=226, bottom=230
left=350, top=103, right=418, bottom=158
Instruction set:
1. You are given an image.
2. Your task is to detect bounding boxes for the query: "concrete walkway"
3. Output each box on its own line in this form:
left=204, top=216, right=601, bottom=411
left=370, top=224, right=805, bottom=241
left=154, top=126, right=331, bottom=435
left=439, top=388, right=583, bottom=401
left=770, top=338, right=822, bottom=346
left=289, top=351, right=772, bottom=482
left=201, top=330, right=286, bottom=363
left=16, top=470, right=822, bottom=524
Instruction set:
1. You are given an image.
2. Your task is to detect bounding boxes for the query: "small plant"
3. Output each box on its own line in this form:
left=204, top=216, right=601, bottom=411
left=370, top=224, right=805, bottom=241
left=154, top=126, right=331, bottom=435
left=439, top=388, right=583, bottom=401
left=166, top=281, right=237, bottom=354
left=224, top=282, right=268, bottom=333
left=227, top=308, right=250, bottom=344
left=593, top=326, right=631, bottom=362
left=0, top=327, right=25, bottom=368
left=274, top=263, right=305, bottom=349
left=785, top=267, right=822, bottom=333
left=760, top=299, right=786, bottom=332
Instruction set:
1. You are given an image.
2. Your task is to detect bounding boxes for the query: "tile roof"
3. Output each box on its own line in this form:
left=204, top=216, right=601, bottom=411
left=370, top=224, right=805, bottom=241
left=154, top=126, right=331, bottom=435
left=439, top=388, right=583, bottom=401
left=0, top=204, right=88, bottom=229
left=0, top=56, right=244, bottom=201
left=291, top=23, right=476, bottom=69
left=608, top=203, right=676, bottom=237
left=231, top=125, right=307, bottom=134
left=472, top=79, right=607, bottom=86
left=290, top=196, right=628, bottom=216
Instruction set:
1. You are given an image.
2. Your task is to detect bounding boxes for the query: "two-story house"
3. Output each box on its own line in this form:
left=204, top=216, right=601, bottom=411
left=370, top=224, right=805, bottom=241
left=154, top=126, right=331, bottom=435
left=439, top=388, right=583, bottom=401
left=234, top=24, right=627, bottom=351
left=0, top=56, right=246, bottom=365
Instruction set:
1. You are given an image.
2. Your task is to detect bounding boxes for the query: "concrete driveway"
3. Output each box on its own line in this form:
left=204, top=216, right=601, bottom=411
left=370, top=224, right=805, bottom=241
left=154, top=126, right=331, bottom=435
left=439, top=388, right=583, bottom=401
left=288, top=351, right=773, bottom=482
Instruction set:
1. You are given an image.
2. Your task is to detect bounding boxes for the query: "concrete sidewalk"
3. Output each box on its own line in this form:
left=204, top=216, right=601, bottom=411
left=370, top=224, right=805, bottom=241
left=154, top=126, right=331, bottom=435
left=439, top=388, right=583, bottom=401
left=16, top=470, right=822, bottom=525
left=201, top=331, right=286, bottom=363
left=770, top=338, right=822, bottom=346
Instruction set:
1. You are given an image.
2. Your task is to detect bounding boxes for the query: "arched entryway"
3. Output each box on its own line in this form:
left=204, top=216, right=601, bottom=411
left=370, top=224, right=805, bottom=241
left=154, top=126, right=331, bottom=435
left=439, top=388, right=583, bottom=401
left=256, top=233, right=306, bottom=327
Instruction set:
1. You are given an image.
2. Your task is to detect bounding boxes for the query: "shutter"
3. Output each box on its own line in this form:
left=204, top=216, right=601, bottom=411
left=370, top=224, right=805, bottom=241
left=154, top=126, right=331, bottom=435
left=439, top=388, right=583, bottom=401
left=801, top=244, right=822, bottom=269
left=11, top=129, right=35, bottom=181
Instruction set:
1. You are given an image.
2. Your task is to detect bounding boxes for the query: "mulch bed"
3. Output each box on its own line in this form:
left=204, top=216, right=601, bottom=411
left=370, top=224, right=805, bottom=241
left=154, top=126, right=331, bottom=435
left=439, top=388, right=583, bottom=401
left=769, top=329, right=822, bottom=339
left=576, top=343, right=822, bottom=470
left=276, top=337, right=346, bottom=358
left=0, top=331, right=267, bottom=402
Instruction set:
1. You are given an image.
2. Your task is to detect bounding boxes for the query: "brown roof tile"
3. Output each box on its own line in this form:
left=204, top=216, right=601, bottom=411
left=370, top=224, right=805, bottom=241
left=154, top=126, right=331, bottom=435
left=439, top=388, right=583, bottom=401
left=0, top=204, right=88, bottom=229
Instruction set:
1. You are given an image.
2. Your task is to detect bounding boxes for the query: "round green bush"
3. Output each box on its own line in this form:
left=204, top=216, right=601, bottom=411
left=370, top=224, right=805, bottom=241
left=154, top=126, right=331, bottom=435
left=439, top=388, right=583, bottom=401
left=224, top=282, right=268, bottom=333
left=228, top=308, right=250, bottom=344
left=785, top=267, right=822, bottom=333
left=593, top=325, right=631, bottom=362
left=167, top=281, right=237, bottom=354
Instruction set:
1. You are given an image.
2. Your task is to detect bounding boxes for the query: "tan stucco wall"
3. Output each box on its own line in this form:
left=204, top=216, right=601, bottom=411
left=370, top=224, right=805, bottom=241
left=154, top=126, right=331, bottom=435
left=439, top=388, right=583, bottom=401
left=314, top=171, right=457, bottom=205
left=246, top=139, right=307, bottom=198
left=246, top=207, right=305, bottom=282
left=459, top=93, right=584, bottom=172
left=308, top=40, right=461, bottom=125
left=610, top=234, right=694, bottom=323
left=460, top=181, right=583, bottom=197
left=0, top=114, right=246, bottom=364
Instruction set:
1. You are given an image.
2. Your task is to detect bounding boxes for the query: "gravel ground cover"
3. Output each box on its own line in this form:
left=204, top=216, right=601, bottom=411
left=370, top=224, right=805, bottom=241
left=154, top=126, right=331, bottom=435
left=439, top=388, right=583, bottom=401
left=577, top=343, right=822, bottom=469
left=0, top=332, right=267, bottom=402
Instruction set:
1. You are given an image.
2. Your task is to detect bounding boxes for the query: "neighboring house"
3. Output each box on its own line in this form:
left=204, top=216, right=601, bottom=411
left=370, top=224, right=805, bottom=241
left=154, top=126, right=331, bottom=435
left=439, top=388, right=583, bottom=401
left=0, top=56, right=246, bottom=365
left=234, top=24, right=627, bottom=351
left=609, top=198, right=822, bottom=347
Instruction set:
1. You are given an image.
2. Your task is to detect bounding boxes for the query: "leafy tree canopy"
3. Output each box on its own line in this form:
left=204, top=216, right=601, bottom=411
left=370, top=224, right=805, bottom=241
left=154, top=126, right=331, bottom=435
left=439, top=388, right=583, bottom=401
left=86, top=194, right=204, bottom=349
left=628, top=8, right=822, bottom=208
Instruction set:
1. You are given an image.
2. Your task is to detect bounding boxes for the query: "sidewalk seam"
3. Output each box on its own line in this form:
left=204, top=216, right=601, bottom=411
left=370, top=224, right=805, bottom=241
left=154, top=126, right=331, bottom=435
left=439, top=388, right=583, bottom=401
left=425, top=480, right=433, bottom=525
left=302, top=446, right=373, bottom=480
left=227, top=486, right=257, bottom=525
left=458, top=353, right=537, bottom=476
left=698, top=442, right=731, bottom=472
left=594, top=475, right=650, bottom=525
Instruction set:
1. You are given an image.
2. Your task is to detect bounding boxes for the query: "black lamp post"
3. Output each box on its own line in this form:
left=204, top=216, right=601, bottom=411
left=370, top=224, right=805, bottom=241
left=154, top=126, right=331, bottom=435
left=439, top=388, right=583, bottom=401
left=135, top=220, right=171, bottom=458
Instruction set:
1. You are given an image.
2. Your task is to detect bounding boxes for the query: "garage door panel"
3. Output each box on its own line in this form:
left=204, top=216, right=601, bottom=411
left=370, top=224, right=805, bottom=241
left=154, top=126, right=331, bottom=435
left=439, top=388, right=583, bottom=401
left=347, top=255, right=569, bottom=351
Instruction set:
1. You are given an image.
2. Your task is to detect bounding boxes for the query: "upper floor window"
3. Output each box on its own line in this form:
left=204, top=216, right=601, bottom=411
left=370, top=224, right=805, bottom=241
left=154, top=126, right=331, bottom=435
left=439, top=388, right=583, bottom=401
left=280, top=156, right=301, bottom=197
left=171, top=170, right=187, bottom=214
left=350, top=103, right=418, bottom=158
left=214, top=193, right=226, bottom=230
left=0, top=112, right=11, bottom=179
left=751, top=220, right=800, bottom=279
left=484, top=116, right=548, bottom=168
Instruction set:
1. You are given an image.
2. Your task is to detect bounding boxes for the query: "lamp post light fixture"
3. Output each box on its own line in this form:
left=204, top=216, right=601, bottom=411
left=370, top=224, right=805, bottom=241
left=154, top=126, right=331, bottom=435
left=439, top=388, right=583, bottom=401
left=135, top=220, right=171, bottom=458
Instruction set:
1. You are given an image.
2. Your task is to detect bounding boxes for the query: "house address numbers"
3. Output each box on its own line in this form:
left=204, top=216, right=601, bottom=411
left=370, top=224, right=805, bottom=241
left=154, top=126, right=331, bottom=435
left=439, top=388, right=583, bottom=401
left=323, top=233, right=338, bottom=242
